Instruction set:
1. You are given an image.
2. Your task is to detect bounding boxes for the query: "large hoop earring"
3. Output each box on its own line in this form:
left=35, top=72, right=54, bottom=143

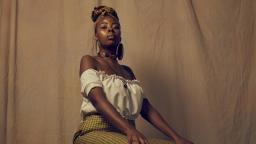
left=96, top=40, right=100, bottom=54
left=116, top=43, right=123, bottom=60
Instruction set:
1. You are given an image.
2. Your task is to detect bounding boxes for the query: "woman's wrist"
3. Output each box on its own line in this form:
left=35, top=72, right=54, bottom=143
left=173, top=134, right=187, bottom=142
left=123, top=123, right=135, bottom=134
left=167, top=131, right=180, bottom=141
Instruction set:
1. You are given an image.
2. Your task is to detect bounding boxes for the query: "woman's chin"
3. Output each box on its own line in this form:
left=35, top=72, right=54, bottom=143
left=103, top=42, right=118, bottom=49
left=102, top=45, right=114, bottom=50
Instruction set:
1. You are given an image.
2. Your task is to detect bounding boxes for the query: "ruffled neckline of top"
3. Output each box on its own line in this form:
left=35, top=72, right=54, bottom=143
left=88, top=68, right=141, bottom=84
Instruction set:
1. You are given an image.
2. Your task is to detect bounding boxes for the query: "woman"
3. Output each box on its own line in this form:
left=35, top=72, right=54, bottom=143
left=73, top=6, right=193, bottom=144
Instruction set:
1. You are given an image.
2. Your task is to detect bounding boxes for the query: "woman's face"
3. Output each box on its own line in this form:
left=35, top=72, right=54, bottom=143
left=95, top=16, right=121, bottom=48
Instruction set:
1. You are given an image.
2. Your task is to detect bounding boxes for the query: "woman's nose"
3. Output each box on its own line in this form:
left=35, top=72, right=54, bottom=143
left=107, top=27, right=113, bottom=32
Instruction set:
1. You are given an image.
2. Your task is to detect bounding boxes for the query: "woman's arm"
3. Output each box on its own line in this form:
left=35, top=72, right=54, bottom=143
left=88, top=87, right=134, bottom=134
left=140, top=99, right=193, bottom=144
left=140, top=99, right=179, bottom=140
left=80, top=55, right=149, bottom=144
left=122, top=65, right=193, bottom=143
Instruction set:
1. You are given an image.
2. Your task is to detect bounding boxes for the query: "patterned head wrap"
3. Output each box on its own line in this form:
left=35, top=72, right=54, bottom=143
left=91, top=6, right=119, bottom=24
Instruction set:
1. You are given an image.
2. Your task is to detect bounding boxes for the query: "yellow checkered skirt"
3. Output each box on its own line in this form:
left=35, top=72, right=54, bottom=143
left=73, top=114, right=174, bottom=144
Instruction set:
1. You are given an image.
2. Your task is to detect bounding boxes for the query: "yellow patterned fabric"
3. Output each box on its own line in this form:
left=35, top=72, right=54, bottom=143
left=73, top=114, right=174, bottom=144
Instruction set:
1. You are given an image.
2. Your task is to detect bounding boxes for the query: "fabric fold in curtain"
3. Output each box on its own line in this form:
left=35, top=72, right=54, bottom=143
left=0, top=0, right=18, bottom=144
left=1, top=0, right=256, bottom=144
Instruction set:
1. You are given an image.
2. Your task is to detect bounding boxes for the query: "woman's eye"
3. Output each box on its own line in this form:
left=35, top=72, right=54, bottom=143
left=112, top=25, right=120, bottom=29
left=99, top=25, right=107, bottom=29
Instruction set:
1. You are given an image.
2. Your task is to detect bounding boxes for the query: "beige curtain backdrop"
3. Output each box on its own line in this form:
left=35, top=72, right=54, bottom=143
left=1, top=0, right=256, bottom=144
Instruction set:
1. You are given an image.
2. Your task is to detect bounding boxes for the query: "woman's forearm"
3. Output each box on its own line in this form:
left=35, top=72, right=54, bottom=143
left=140, top=99, right=180, bottom=140
left=88, top=87, right=133, bottom=134
left=88, top=87, right=149, bottom=144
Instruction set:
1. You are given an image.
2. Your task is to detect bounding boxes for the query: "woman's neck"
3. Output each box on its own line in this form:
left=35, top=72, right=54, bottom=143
left=98, top=47, right=117, bottom=61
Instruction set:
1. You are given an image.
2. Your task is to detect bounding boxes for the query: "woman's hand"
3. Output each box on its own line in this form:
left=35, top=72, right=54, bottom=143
left=125, top=127, right=149, bottom=144
left=174, top=136, right=194, bottom=144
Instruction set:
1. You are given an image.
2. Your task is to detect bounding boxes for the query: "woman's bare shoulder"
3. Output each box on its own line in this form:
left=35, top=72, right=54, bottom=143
left=80, top=55, right=99, bottom=75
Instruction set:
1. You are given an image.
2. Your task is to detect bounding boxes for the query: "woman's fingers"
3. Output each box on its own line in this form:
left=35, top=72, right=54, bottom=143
left=139, top=136, right=149, bottom=144
left=144, top=138, right=150, bottom=144
left=129, top=136, right=148, bottom=144
left=138, top=137, right=146, bottom=144
left=128, top=136, right=134, bottom=144
left=137, top=136, right=149, bottom=144
left=126, top=129, right=149, bottom=144
left=128, top=135, right=138, bottom=144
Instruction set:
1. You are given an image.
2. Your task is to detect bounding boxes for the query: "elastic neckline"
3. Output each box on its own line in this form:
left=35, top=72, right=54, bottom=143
left=86, top=68, right=140, bottom=84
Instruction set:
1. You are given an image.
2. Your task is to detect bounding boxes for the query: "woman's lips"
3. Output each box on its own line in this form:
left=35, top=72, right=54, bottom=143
left=107, top=35, right=115, bottom=40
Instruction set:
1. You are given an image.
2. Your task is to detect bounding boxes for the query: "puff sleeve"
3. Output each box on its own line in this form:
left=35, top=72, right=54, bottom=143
left=80, top=68, right=103, bottom=97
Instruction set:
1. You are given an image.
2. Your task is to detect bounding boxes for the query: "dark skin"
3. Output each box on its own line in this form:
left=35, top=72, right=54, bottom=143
left=80, top=15, right=193, bottom=144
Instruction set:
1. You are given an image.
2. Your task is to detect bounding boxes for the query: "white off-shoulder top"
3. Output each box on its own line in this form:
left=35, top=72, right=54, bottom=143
left=80, top=68, right=145, bottom=120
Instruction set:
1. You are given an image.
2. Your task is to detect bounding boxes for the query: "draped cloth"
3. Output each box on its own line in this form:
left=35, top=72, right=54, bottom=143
left=1, top=0, right=256, bottom=144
